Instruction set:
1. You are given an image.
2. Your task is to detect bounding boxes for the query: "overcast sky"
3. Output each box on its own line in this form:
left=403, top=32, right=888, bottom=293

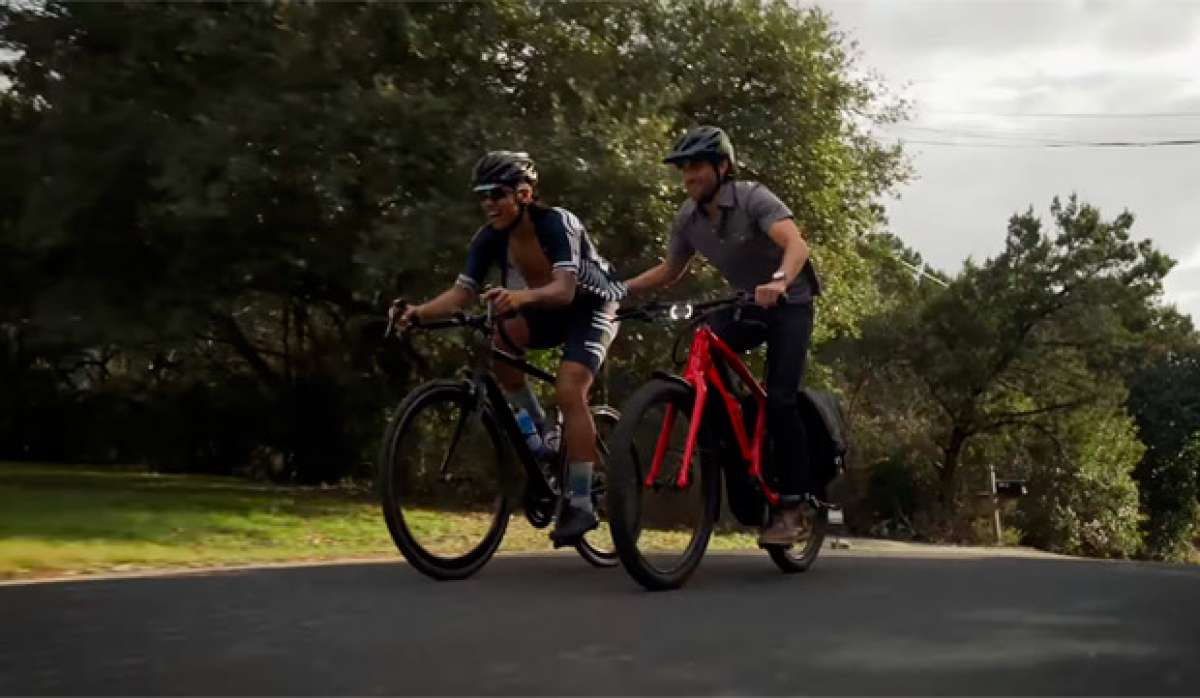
left=818, top=0, right=1200, bottom=320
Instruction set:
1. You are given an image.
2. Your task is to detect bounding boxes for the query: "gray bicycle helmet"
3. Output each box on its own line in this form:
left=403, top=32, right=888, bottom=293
left=472, top=151, right=539, bottom=192
left=662, top=126, right=736, bottom=171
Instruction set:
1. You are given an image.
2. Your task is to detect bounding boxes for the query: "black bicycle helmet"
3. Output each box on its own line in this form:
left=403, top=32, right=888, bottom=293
left=662, top=126, right=736, bottom=171
left=471, top=151, right=538, bottom=192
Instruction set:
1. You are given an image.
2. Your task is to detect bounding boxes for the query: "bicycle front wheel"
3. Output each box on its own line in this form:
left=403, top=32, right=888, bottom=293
left=379, top=380, right=510, bottom=580
left=608, top=378, right=719, bottom=590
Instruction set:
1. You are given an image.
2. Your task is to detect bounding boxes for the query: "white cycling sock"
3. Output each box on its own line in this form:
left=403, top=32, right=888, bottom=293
left=567, top=461, right=594, bottom=512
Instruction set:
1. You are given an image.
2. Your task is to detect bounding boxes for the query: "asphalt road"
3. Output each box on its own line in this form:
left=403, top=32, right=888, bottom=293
left=2, top=550, right=1198, bottom=695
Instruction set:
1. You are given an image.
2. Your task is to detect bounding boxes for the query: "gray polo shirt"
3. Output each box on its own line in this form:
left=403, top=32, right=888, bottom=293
left=667, top=180, right=821, bottom=304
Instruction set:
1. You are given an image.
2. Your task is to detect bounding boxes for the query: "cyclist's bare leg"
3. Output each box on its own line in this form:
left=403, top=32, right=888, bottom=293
left=555, top=360, right=598, bottom=464
left=491, top=315, right=532, bottom=392
left=549, top=360, right=601, bottom=545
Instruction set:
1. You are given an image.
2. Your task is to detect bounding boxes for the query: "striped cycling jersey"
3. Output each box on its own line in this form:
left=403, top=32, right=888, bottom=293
left=455, top=205, right=627, bottom=302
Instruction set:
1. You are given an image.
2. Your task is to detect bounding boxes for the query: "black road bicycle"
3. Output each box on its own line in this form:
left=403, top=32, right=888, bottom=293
left=378, top=305, right=618, bottom=580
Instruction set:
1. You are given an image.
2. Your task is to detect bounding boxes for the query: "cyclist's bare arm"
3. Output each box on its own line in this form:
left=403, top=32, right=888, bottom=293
left=624, top=256, right=690, bottom=296
left=405, top=285, right=476, bottom=323
left=519, top=270, right=579, bottom=308
left=480, top=270, right=578, bottom=317
left=766, top=218, right=810, bottom=285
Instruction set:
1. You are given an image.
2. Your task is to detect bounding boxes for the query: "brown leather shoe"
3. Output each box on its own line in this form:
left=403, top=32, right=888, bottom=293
left=759, top=504, right=805, bottom=546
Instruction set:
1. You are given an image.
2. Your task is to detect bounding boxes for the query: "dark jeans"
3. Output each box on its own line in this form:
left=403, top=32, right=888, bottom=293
left=704, top=302, right=814, bottom=502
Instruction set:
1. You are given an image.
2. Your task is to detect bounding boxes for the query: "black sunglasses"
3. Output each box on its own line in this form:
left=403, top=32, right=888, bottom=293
left=476, top=187, right=513, bottom=202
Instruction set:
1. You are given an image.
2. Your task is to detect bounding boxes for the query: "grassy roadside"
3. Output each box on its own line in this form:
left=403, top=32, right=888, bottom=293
left=0, top=462, right=760, bottom=580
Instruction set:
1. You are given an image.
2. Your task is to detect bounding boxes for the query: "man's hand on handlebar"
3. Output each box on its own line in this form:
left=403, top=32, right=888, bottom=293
left=754, top=279, right=789, bottom=308
left=481, top=287, right=530, bottom=316
left=385, top=298, right=423, bottom=338
left=395, top=299, right=424, bottom=326
left=618, top=291, right=785, bottom=325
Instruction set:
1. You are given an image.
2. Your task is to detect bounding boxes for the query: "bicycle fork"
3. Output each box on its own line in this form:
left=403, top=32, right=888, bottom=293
left=645, top=331, right=714, bottom=492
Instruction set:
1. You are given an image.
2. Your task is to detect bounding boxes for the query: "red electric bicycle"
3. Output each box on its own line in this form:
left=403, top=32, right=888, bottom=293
left=608, top=295, right=846, bottom=590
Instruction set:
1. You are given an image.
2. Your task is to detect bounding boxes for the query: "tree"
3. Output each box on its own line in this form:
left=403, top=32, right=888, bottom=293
left=1017, top=405, right=1144, bottom=558
left=845, top=197, right=1174, bottom=525
left=0, top=1, right=911, bottom=480
left=1128, top=349, right=1200, bottom=559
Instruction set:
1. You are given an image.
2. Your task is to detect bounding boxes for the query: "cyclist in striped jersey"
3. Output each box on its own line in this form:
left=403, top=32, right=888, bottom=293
left=393, top=151, right=627, bottom=545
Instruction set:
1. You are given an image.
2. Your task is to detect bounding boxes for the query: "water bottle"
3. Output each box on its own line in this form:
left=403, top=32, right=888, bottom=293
left=514, top=408, right=546, bottom=457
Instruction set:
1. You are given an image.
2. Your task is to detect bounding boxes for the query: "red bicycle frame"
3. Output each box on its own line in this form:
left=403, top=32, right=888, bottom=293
left=644, top=324, right=780, bottom=506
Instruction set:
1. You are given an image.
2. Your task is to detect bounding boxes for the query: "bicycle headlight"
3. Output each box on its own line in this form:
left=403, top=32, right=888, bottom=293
left=668, top=303, right=694, bottom=321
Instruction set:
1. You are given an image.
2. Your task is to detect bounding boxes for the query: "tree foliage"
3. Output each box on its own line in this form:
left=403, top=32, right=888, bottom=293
left=1017, top=406, right=1144, bottom=558
left=831, top=196, right=1189, bottom=548
left=1128, top=349, right=1200, bottom=559
left=0, top=1, right=908, bottom=480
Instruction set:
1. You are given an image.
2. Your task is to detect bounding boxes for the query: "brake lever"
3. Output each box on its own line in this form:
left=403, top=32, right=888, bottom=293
left=389, top=316, right=425, bottom=338
left=384, top=297, right=408, bottom=339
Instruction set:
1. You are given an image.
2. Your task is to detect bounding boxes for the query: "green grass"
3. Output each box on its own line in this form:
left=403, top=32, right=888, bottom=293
left=0, top=462, right=761, bottom=580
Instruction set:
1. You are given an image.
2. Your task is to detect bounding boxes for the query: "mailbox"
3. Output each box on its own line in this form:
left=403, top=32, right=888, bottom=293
left=996, top=479, right=1027, bottom=499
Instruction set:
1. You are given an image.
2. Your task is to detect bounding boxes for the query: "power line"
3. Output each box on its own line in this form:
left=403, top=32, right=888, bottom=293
left=887, top=125, right=1200, bottom=146
left=897, top=258, right=949, bottom=288
left=919, top=110, right=1200, bottom=119
left=889, top=137, right=1200, bottom=149
left=891, top=125, right=1102, bottom=144
left=859, top=234, right=949, bottom=288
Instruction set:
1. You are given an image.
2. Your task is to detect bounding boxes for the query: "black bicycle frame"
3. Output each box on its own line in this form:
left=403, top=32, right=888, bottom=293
left=457, top=348, right=559, bottom=502
left=396, top=310, right=562, bottom=503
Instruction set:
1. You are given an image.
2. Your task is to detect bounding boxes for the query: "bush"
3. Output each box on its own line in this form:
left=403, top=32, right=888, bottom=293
left=866, top=457, right=918, bottom=529
left=1018, top=408, right=1144, bottom=558
left=1141, top=433, right=1200, bottom=561
left=1126, top=350, right=1200, bottom=560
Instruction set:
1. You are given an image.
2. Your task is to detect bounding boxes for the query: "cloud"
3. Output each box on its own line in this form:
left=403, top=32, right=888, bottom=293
left=1177, top=245, right=1200, bottom=272
left=1096, top=4, right=1200, bottom=54
left=828, top=0, right=1200, bottom=128
left=1163, top=269, right=1200, bottom=322
left=827, top=0, right=1200, bottom=73
left=824, top=1, right=1091, bottom=58
left=821, top=0, right=1200, bottom=320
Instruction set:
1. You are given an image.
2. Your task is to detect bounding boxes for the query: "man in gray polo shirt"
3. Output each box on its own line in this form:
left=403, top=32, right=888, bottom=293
left=623, top=125, right=821, bottom=545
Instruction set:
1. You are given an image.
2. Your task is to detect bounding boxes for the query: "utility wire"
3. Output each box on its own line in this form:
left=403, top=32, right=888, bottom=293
left=917, top=110, right=1200, bottom=119
left=889, top=124, right=1200, bottom=144
left=886, top=137, right=1200, bottom=149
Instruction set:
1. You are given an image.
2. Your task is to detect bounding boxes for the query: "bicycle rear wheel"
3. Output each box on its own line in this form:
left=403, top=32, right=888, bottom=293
left=379, top=380, right=510, bottom=580
left=766, top=505, right=827, bottom=573
left=608, top=378, right=719, bottom=590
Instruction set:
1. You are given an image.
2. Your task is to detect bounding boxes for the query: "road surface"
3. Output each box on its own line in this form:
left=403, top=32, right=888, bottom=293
left=2, top=548, right=1197, bottom=695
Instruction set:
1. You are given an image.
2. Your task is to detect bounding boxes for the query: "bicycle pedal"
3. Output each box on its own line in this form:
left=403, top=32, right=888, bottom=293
left=805, top=494, right=837, bottom=510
